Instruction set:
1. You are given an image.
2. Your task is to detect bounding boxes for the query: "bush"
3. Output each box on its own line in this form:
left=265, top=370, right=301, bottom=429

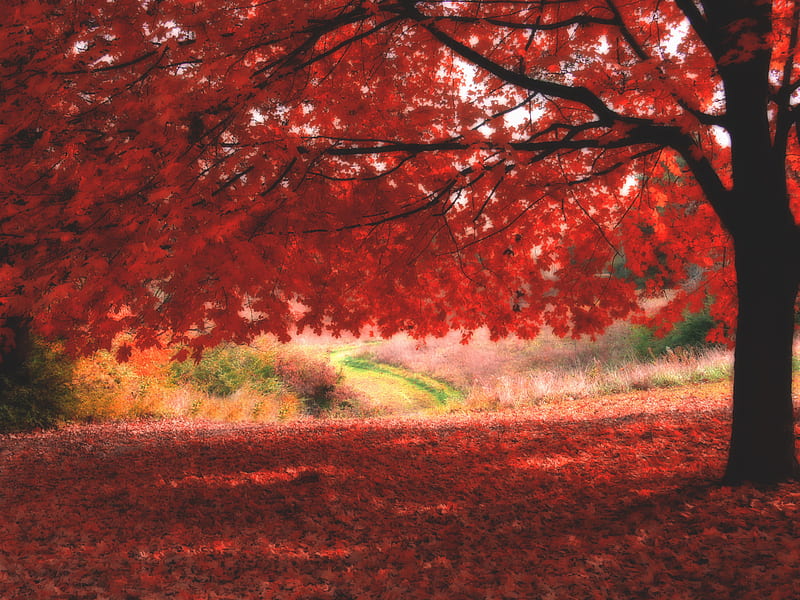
left=273, top=348, right=368, bottom=417
left=632, top=308, right=718, bottom=360
left=169, top=344, right=282, bottom=397
left=0, top=340, right=77, bottom=432
left=275, top=351, right=344, bottom=416
left=71, top=349, right=176, bottom=420
left=74, top=339, right=367, bottom=422
left=169, top=342, right=364, bottom=417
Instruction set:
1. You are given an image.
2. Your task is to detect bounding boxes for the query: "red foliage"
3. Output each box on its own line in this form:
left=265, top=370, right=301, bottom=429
left=3, top=0, right=796, bottom=354
left=2, top=386, right=800, bottom=599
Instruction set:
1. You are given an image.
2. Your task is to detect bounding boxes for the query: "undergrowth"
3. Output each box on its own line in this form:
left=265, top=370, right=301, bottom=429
left=3, top=306, right=797, bottom=430
left=630, top=308, right=720, bottom=360
left=68, top=340, right=369, bottom=425
left=0, top=339, right=76, bottom=433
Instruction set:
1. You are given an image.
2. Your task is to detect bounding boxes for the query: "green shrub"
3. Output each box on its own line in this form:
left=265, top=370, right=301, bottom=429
left=172, top=343, right=366, bottom=418
left=169, top=344, right=282, bottom=397
left=632, top=308, right=718, bottom=360
left=0, top=340, right=77, bottom=432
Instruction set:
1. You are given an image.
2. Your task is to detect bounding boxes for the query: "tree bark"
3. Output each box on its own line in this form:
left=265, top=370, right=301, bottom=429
left=724, top=229, right=799, bottom=484
left=710, top=1, right=800, bottom=482
left=0, top=316, right=33, bottom=389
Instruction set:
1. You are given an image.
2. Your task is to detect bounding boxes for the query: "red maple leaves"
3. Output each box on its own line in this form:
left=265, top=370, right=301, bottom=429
left=0, top=0, right=753, bottom=354
left=2, top=1, right=798, bottom=481
left=2, top=383, right=799, bottom=599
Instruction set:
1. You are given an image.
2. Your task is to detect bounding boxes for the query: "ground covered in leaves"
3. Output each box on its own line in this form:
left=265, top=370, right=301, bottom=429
left=2, top=382, right=800, bottom=599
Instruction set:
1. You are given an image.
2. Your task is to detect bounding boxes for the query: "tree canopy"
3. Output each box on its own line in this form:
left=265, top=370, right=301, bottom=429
left=2, top=1, right=799, bottom=481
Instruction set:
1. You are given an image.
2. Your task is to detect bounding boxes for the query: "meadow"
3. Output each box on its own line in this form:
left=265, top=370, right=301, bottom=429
left=3, top=313, right=800, bottom=598
left=47, top=311, right=742, bottom=426
left=355, top=323, right=735, bottom=411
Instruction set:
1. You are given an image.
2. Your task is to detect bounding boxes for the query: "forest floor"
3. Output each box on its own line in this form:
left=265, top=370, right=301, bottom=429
left=3, top=377, right=800, bottom=599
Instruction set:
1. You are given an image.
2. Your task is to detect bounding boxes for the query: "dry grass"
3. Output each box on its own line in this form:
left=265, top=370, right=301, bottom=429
left=67, top=321, right=798, bottom=422
left=462, top=346, right=734, bottom=411
left=364, top=321, right=639, bottom=386
left=362, top=323, right=739, bottom=412
left=164, top=386, right=304, bottom=422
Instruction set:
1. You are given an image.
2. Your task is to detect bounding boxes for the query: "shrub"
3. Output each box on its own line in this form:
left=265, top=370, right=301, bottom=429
left=274, top=349, right=366, bottom=416
left=631, top=308, right=719, bottom=360
left=275, top=351, right=341, bottom=415
left=169, top=342, right=365, bottom=417
left=71, top=348, right=177, bottom=420
left=169, top=344, right=281, bottom=397
left=0, top=340, right=77, bottom=432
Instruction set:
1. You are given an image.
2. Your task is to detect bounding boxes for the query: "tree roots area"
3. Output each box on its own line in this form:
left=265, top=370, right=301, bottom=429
left=2, top=382, right=800, bottom=600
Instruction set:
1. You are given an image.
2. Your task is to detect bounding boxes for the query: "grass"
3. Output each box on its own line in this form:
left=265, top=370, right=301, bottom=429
left=322, top=344, right=465, bottom=415
left=359, top=323, right=742, bottom=412
left=14, top=314, right=797, bottom=428
left=338, top=355, right=464, bottom=408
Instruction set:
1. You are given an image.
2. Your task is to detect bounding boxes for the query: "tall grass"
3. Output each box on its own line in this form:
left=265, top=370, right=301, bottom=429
left=361, top=321, right=739, bottom=412
left=463, top=347, right=734, bottom=411
left=19, top=312, right=796, bottom=428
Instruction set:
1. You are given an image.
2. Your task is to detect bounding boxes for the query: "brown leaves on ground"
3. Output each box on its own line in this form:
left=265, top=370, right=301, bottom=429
left=2, top=382, right=799, bottom=599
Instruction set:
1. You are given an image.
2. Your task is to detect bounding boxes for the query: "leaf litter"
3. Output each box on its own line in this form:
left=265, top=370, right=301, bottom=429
left=1, top=381, right=799, bottom=599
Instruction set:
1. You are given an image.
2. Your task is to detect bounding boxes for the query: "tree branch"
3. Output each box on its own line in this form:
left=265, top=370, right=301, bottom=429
left=418, top=12, right=617, bottom=32
left=672, top=0, right=720, bottom=61
left=401, top=4, right=644, bottom=126
left=604, top=0, right=648, bottom=61
left=775, top=0, right=800, bottom=154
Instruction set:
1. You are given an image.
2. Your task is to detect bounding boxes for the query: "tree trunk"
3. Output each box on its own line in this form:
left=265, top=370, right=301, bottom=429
left=712, top=7, right=799, bottom=482
left=0, top=316, right=33, bottom=390
left=724, top=231, right=799, bottom=484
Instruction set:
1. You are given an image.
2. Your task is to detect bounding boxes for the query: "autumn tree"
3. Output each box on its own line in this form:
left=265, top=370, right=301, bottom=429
left=2, top=0, right=799, bottom=482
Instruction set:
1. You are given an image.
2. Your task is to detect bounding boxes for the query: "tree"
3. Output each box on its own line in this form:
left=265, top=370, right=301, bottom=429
left=1, top=0, right=798, bottom=482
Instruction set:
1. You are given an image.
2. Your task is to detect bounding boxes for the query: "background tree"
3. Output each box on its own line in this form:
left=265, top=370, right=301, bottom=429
left=1, top=0, right=798, bottom=482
